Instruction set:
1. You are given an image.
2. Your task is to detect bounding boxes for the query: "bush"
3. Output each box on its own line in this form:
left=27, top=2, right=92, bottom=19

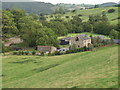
left=65, top=16, right=69, bottom=18
left=72, top=10, right=76, bottom=13
left=18, top=51, right=22, bottom=55
left=25, top=51, right=29, bottom=55
left=2, top=44, right=11, bottom=53
left=50, top=51, right=63, bottom=56
left=66, top=47, right=88, bottom=54
left=32, top=51, right=36, bottom=55
left=13, top=51, right=19, bottom=55
left=78, top=14, right=82, bottom=17
left=50, top=15, right=53, bottom=18
left=108, top=9, right=115, bottom=13
left=41, top=52, right=44, bottom=56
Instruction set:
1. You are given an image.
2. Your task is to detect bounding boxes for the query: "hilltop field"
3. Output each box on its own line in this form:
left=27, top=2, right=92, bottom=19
left=2, top=45, right=118, bottom=88
left=47, top=7, right=118, bottom=25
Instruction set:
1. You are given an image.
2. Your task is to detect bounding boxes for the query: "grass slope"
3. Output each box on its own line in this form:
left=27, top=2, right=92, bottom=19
left=47, top=7, right=118, bottom=25
left=2, top=45, right=118, bottom=88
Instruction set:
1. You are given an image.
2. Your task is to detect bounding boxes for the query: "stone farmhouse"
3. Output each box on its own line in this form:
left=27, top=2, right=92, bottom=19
left=37, top=46, right=57, bottom=53
left=4, top=37, right=23, bottom=47
left=60, top=34, right=91, bottom=48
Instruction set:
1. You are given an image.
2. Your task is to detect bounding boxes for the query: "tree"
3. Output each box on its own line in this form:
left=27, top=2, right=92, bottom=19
left=108, top=9, right=115, bottom=13
left=89, top=15, right=102, bottom=24
left=94, top=4, right=99, bottom=8
left=46, top=21, right=68, bottom=36
left=59, top=7, right=65, bottom=14
left=82, top=22, right=93, bottom=32
left=94, top=21, right=112, bottom=35
left=70, top=16, right=83, bottom=33
left=54, top=8, right=59, bottom=14
left=2, top=10, right=18, bottom=37
left=109, top=29, right=119, bottom=39
left=102, top=11, right=108, bottom=22
left=18, top=16, right=42, bottom=47
left=36, top=27, right=59, bottom=47
left=10, top=9, right=26, bottom=28
left=29, top=13, right=39, bottom=20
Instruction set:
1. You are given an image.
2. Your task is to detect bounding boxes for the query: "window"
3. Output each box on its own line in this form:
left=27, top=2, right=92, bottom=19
left=78, top=45, right=80, bottom=48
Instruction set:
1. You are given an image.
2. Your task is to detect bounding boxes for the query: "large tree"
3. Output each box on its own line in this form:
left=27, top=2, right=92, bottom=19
left=2, top=10, right=18, bottom=37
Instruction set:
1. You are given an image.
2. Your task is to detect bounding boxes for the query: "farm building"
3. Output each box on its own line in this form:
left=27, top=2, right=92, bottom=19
left=4, top=37, right=23, bottom=47
left=60, top=34, right=91, bottom=48
left=37, top=46, right=57, bottom=53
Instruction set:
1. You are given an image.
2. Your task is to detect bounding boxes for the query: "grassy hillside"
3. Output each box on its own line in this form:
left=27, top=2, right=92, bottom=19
left=47, top=7, right=118, bottom=25
left=2, top=2, right=54, bottom=14
left=2, top=45, right=118, bottom=88
left=58, top=32, right=110, bottom=39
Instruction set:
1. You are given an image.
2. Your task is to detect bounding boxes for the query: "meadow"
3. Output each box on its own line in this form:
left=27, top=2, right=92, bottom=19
left=47, top=7, right=118, bottom=25
left=2, top=45, right=118, bottom=88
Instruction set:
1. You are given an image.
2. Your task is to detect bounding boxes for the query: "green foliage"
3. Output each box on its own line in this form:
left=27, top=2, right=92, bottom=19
left=70, top=16, right=83, bottom=33
left=82, top=22, right=93, bottom=32
left=32, top=51, right=36, bottom=55
left=2, top=10, right=18, bottom=37
left=41, top=52, right=44, bottom=56
left=54, top=7, right=65, bottom=14
left=29, top=13, right=39, bottom=20
left=2, top=44, right=11, bottom=53
left=36, top=27, right=59, bottom=47
left=46, top=21, right=68, bottom=36
left=94, top=21, right=112, bottom=35
left=94, top=4, right=99, bottom=8
left=3, top=2, right=54, bottom=14
left=108, top=9, right=115, bottom=13
left=109, top=29, right=119, bottom=39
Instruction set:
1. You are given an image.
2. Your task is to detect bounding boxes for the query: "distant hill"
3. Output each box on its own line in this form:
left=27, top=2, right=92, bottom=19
left=2, top=2, right=55, bottom=14
left=54, top=3, right=94, bottom=11
left=100, top=2, right=117, bottom=7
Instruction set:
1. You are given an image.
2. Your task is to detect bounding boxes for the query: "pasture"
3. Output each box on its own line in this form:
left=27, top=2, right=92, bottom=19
left=2, top=45, right=118, bottom=88
left=47, top=7, right=118, bottom=25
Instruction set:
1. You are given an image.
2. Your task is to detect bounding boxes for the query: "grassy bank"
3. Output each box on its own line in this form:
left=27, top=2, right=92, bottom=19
left=2, top=45, right=118, bottom=88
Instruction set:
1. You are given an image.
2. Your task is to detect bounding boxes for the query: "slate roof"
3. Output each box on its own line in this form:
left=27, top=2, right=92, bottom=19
left=113, top=39, right=120, bottom=44
left=60, top=34, right=91, bottom=41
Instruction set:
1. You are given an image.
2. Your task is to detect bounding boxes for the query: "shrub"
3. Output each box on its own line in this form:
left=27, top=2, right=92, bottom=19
left=41, top=52, right=44, bottom=56
left=21, top=51, right=24, bottom=55
left=2, top=44, right=11, bottom=53
left=78, top=14, right=82, bottom=17
left=50, top=15, right=53, bottom=18
left=13, top=51, right=19, bottom=55
left=25, top=51, right=29, bottom=55
left=50, top=51, right=63, bottom=56
left=18, top=51, right=23, bottom=55
left=108, top=9, right=115, bottom=13
left=72, top=10, right=76, bottom=13
left=32, top=51, right=36, bottom=55
left=65, top=16, right=69, bottom=18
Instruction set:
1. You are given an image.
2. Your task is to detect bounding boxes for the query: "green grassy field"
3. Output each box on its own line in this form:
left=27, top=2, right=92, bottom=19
left=58, top=32, right=110, bottom=39
left=47, top=7, right=118, bottom=25
left=2, top=45, right=118, bottom=88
